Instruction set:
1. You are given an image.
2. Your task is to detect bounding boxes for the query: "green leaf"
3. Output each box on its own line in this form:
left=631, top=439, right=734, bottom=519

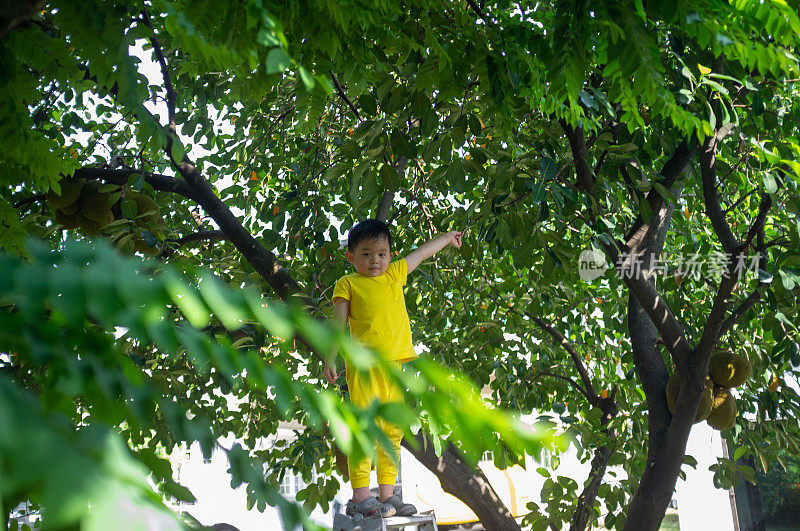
left=738, top=464, right=757, bottom=485
left=199, top=273, right=247, bottom=330
left=169, top=135, right=185, bottom=163
left=639, top=196, right=653, bottom=223
left=266, top=48, right=291, bottom=74
left=469, top=114, right=482, bottom=135
left=340, top=140, right=361, bottom=159
left=324, top=163, right=350, bottom=181
left=141, top=230, right=158, bottom=247
left=379, top=163, right=400, bottom=191
left=390, top=129, right=416, bottom=158
left=121, top=198, right=138, bottom=219
left=653, top=182, right=676, bottom=203
left=540, top=156, right=557, bottom=180
left=129, top=172, right=145, bottom=191
left=525, top=179, right=546, bottom=205
left=163, top=271, right=210, bottom=328
left=763, top=172, right=778, bottom=194
left=779, top=270, right=797, bottom=290
left=733, top=446, right=748, bottom=461
left=358, top=94, right=378, bottom=116
left=579, top=90, right=598, bottom=110
left=298, top=67, right=315, bottom=90
left=775, top=312, right=796, bottom=330
left=752, top=92, right=765, bottom=116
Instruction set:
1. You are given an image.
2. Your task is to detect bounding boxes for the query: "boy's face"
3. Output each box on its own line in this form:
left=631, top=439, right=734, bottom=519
left=346, top=237, right=392, bottom=277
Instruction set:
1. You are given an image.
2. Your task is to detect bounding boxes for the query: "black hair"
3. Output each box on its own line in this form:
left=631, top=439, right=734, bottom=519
left=347, top=219, right=392, bottom=251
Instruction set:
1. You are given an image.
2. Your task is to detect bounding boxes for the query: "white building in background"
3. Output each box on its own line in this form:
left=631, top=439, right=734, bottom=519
left=675, top=424, right=737, bottom=531
left=169, top=419, right=739, bottom=531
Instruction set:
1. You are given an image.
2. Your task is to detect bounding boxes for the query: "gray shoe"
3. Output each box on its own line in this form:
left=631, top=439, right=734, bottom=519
left=381, top=495, right=417, bottom=516
left=345, top=496, right=396, bottom=518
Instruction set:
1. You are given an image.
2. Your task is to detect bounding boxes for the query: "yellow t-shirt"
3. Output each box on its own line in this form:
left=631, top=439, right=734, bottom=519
left=332, top=259, right=417, bottom=363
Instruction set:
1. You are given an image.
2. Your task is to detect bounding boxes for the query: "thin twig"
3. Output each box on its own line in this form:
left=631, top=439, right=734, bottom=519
left=13, top=194, right=45, bottom=210
left=466, top=0, right=493, bottom=25
left=329, top=71, right=361, bottom=121
left=140, top=8, right=177, bottom=132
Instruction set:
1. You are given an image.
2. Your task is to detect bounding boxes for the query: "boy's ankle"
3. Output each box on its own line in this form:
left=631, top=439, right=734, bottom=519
left=351, top=488, right=371, bottom=504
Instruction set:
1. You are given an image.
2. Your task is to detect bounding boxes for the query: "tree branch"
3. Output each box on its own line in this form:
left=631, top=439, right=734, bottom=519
left=700, top=126, right=739, bottom=254
left=0, top=0, right=45, bottom=39
left=161, top=230, right=228, bottom=258
left=691, top=123, right=752, bottom=362
left=742, top=191, right=773, bottom=251
left=560, top=127, right=690, bottom=364
left=401, top=432, right=521, bottom=531
left=13, top=194, right=45, bottom=210
left=376, top=157, right=407, bottom=221
left=530, top=369, right=591, bottom=403
left=560, top=120, right=597, bottom=202
left=82, top=61, right=314, bottom=316
left=693, top=255, right=740, bottom=370
left=168, top=229, right=227, bottom=247
left=624, top=142, right=695, bottom=250
left=526, top=313, right=598, bottom=405
left=376, top=191, right=393, bottom=221
left=73, top=167, right=197, bottom=200
left=613, top=242, right=692, bottom=365
left=720, top=287, right=762, bottom=337
left=481, top=272, right=599, bottom=405
left=465, top=0, right=493, bottom=26
left=329, top=71, right=361, bottom=121
left=140, top=8, right=177, bottom=131
left=720, top=192, right=772, bottom=336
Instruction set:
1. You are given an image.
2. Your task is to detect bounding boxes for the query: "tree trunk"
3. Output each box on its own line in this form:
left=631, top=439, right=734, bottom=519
left=571, top=445, right=614, bottom=531
left=570, top=397, right=618, bottom=531
left=623, top=293, right=689, bottom=531
left=401, top=432, right=521, bottom=531
left=621, top=405, right=697, bottom=531
left=622, top=174, right=697, bottom=530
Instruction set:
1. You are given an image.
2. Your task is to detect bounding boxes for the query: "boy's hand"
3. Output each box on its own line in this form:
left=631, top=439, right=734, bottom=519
left=406, top=230, right=465, bottom=274
left=323, top=362, right=338, bottom=384
left=447, top=230, right=463, bottom=248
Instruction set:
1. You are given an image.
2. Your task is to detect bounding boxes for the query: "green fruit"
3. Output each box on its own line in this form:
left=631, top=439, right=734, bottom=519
left=78, top=214, right=103, bottom=235
left=55, top=208, right=80, bottom=229
left=666, top=372, right=713, bottom=423
left=46, top=178, right=84, bottom=209
left=709, top=350, right=752, bottom=388
left=80, top=181, right=112, bottom=222
left=77, top=211, right=112, bottom=235
left=59, top=200, right=81, bottom=215
left=706, top=386, right=737, bottom=431
left=697, top=378, right=714, bottom=422
left=133, top=194, right=160, bottom=225
left=666, top=372, right=680, bottom=414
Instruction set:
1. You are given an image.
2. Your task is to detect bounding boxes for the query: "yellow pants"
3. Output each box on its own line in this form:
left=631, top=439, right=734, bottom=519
left=346, top=360, right=403, bottom=489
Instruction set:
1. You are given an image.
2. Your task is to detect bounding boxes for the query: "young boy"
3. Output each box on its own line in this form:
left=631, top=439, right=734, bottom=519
left=323, top=219, right=462, bottom=518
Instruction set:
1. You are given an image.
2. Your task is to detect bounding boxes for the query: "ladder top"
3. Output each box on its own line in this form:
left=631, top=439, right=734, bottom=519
left=333, top=509, right=438, bottom=531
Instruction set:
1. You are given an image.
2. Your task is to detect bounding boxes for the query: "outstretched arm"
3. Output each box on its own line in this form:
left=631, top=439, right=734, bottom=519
left=404, top=231, right=463, bottom=275
left=323, top=298, right=349, bottom=384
